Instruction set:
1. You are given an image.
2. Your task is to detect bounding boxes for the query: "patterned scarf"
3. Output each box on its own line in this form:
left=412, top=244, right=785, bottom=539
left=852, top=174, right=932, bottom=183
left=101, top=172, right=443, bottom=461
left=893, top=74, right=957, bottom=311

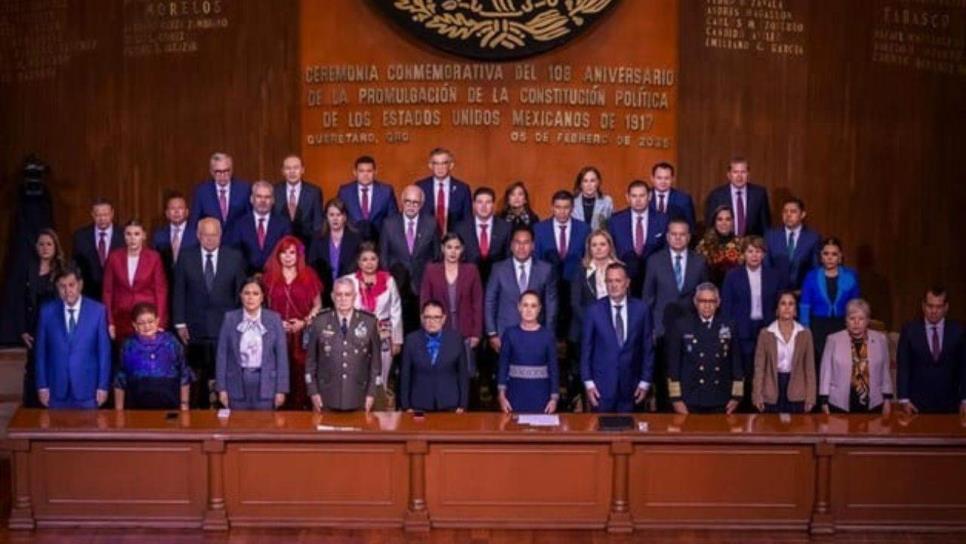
left=356, top=270, right=390, bottom=313
left=850, top=337, right=870, bottom=408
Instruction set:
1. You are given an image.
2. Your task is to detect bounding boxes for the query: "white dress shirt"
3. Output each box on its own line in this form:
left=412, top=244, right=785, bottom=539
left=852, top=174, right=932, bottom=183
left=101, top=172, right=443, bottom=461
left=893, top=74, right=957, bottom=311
left=127, top=254, right=140, bottom=286
left=64, top=298, right=82, bottom=331
left=286, top=181, right=302, bottom=205
left=746, top=265, right=763, bottom=320
left=253, top=211, right=270, bottom=231
left=584, top=296, right=651, bottom=392
left=670, top=248, right=688, bottom=277
left=631, top=210, right=649, bottom=248
left=554, top=218, right=573, bottom=250
left=767, top=320, right=804, bottom=373
left=357, top=182, right=375, bottom=211
left=170, top=222, right=186, bottom=246
left=586, top=262, right=610, bottom=299
left=95, top=225, right=114, bottom=250
left=653, top=190, right=670, bottom=212
left=513, top=257, right=533, bottom=287
left=730, top=184, right=747, bottom=218
left=475, top=216, right=493, bottom=245
left=215, top=181, right=231, bottom=203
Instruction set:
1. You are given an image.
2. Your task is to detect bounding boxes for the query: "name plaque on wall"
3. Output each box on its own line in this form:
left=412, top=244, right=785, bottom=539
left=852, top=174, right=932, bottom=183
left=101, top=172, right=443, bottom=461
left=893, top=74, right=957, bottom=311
left=300, top=0, right=679, bottom=207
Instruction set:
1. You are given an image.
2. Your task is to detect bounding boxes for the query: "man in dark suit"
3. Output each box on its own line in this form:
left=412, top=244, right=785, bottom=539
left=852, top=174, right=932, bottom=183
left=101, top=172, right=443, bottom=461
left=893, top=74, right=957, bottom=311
left=608, top=180, right=668, bottom=295
left=485, top=227, right=558, bottom=350
left=173, top=217, right=246, bottom=408
left=189, top=152, right=251, bottom=235
left=415, top=147, right=472, bottom=234
left=897, top=287, right=966, bottom=415
left=454, top=186, right=511, bottom=286
left=649, top=162, right=696, bottom=232
left=704, top=157, right=771, bottom=236
left=34, top=266, right=111, bottom=409
left=667, top=282, right=743, bottom=414
left=721, top=236, right=782, bottom=405
left=273, top=154, right=323, bottom=244
left=379, top=185, right=440, bottom=332
left=764, top=197, right=820, bottom=290
left=534, top=190, right=590, bottom=340
left=399, top=300, right=470, bottom=412
left=580, top=263, right=654, bottom=413
left=337, top=155, right=398, bottom=242
left=72, top=197, right=124, bottom=299
left=151, top=192, right=197, bottom=281
left=225, top=180, right=292, bottom=274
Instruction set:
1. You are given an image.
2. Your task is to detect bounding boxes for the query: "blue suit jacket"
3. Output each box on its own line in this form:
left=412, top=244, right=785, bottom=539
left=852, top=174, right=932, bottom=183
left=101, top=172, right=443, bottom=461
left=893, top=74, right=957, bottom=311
left=399, top=329, right=469, bottom=411
left=704, top=183, right=771, bottom=236
left=533, top=218, right=590, bottom=282
left=720, top=265, right=782, bottom=341
left=215, top=308, right=290, bottom=400
left=337, top=181, right=398, bottom=241
left=151, top=222, right=199, bottom=277
left=484, top=258, right=558, bottom=336
left=34, top=297, right=111, bottom=402
left=642, top=249, right=710, bottom=337
left=608, top=209, right=667, bottom=287
left=225, top=213, right=292, bottom=273
left=649, top=188, right=696, bottom=232
left=273, top=180, right=324, bottom=242
left=580, top=297, right=654, bottom=402
left=897, top=319, right=966, bottom=413
left=415, top=176, right=472, bottom=232
left=764, top=226, right=821, bottom=289
left=190, top=179, right=251, bottom=233
left=799, top=266, right=860, bottom=326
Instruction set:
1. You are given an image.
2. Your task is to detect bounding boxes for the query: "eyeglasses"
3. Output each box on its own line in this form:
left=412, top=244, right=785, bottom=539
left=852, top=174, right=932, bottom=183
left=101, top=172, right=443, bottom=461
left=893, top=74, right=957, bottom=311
left=212, top=169, right=231, bottom=175
left=430, top=160, right=451, bottom=166
left=422, top=315, right=444, bottom=320
left=696, top=298, right=718, bottom=304
left=403, top=199, right=422, bottom=205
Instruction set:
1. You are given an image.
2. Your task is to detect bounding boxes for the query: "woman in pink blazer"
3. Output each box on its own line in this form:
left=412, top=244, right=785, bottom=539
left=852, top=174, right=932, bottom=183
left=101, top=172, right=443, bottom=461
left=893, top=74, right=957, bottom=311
left=103, top=219, right=168, bottom=341
left=420, top=232, right=483, bottom=347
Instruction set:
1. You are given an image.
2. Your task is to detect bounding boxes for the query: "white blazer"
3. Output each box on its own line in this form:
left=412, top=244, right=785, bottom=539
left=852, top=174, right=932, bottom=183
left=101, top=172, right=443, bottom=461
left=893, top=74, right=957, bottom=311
left=819, top=329, right=893, bottom=411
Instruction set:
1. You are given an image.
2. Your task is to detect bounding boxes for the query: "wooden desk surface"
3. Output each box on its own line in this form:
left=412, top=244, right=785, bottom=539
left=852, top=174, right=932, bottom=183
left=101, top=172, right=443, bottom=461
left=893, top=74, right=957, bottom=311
left=7, top=409, right=966, bottom=445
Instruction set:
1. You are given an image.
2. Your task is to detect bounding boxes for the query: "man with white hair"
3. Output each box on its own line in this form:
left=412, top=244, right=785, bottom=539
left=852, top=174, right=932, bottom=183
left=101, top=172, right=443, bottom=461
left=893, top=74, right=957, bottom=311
left=305, top=278, right=381, bottom=412
left=666, top=282, right=743, bottom=414
left=190, top=152, right=251, bottom=234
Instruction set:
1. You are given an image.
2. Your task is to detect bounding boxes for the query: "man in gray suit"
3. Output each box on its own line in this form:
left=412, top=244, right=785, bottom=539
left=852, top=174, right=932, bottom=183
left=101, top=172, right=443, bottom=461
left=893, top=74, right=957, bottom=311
left=485, top=227, right=558, bottom=352
left=379, top=185, right=440, bottom=332
left=305, top=278, right=381, bottom=412
left=643, top=218, right=709, bottom=409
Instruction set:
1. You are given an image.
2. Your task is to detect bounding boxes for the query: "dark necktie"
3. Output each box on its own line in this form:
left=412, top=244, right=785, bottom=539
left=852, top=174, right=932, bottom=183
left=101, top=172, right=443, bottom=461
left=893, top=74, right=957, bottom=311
left=361, top=186, right=370, bottom=219
left=204, top=252, right=215, bottom=291
left=257, top=218, right=266, bottom=250
left=68, top=308, right=77, bottom=335
left=931, top=326, right=941, bottom=361
left=614, top=304, right=625, bottom=346
left=658, top=193, right=666, bottom=214
left=436, top=183, right=447, bottom=233
left=787, top=230, right=796, bottom=259
left=98, top=231, right=107, bottom=266
left=635, top=215, right=645, bottom=255
left=341, top=317, right=349, bottom=336
left=735, top=189, right=746, bottom=236
left=558, top=224, right=568, bottom=258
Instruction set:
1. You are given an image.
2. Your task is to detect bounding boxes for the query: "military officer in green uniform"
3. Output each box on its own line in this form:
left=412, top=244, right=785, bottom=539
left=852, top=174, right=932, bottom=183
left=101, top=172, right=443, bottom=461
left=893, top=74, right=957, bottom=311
left=306, top=277, right=381, bottom=412
left=666, top=282, right=743, bottom=414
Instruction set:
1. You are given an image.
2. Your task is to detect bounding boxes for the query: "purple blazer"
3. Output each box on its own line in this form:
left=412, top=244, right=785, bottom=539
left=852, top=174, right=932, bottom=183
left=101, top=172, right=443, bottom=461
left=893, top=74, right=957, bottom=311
left=419, top=262, right=483, bottom=340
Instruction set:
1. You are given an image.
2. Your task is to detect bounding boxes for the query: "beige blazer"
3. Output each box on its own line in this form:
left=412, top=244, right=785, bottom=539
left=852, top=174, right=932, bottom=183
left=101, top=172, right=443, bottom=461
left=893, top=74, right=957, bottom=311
left=752, top=323, right=816, bottom=407
left=819, top=329, right=893, bottom=411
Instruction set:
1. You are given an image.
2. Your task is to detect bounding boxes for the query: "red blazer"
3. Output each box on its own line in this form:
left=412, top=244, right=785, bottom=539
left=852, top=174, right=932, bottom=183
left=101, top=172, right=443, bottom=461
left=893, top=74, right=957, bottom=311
left=419, top=262, right=482, bottom=340
left=102, top=247, right=168, bottom=339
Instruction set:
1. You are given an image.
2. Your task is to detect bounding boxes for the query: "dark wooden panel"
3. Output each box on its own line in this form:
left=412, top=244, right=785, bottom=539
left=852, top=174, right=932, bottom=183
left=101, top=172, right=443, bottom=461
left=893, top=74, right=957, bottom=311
left=831, top=447, right=966, bottom=528
left=223, top=443, right=408, bottom=525
left=425, top=444, right=611, bottom=527
left=30, top=441, right=205, bottom=526
left=678, top=0, right=966, bottom=326
left=629, top=446, right=814, bottom=528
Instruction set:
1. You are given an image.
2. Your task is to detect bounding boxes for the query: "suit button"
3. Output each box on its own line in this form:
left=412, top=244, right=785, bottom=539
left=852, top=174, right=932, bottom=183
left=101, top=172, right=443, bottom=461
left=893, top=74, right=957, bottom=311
left=342, top=373, right=347, bottom=379
left=715, top=380, right=720, bottom=385
left=343, top=352, right=347, bottom=356
left=699, top=365, right=704, bottom=371
left=343, top=363, right=348, bottom=368
left=699, top=352, right=704, bottom=357
left=715, top=366, right=720, bottom=371
left=699, top=378, right=705, bottom=384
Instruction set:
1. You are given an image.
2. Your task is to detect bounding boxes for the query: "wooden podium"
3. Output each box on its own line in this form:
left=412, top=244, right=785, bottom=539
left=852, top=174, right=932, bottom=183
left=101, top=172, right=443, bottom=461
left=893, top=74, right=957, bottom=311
left=6, top=409, right=966, bottom=533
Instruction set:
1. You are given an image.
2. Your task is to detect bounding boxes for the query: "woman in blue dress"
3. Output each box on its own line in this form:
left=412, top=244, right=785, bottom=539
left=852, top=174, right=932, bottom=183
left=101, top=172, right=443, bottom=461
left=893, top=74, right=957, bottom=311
left=497, top=291, right=559, bottom=414
left=114, top=302, right=192, bottom=410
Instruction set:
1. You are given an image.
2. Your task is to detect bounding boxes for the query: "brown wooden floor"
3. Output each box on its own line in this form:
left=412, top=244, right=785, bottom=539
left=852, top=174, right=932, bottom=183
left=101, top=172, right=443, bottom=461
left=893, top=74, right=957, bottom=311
left=0, top=528, right=963, bottom=543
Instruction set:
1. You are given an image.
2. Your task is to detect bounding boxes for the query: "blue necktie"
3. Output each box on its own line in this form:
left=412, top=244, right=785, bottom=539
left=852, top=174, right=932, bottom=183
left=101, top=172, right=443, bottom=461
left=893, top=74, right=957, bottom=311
left=674, top=254, right=684, bottom=291
left=787, top=230, right=796, bottom=259
left=68, top=308, right=77, bottom=335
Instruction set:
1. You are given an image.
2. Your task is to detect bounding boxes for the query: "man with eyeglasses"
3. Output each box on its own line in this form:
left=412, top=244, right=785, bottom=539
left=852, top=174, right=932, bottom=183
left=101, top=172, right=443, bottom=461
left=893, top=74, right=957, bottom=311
left=666, top=282, right=743, bottom=414
left=379, top=185, right=440, bottom=332
left=189, top=152, right=251, bottom=235
left=415, top=147, right=472, bottom=234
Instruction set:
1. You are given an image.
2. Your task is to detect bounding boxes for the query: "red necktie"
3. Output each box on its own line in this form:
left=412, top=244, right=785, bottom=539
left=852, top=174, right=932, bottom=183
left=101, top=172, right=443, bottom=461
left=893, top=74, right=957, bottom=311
left=735, top=189, right=746, bottom=236
left=98, top=231, right=107, bottom=266
left=931, top=326, right=941, bottom=362
left=361, top=186, right=370, bottom=220
left=558, top=224, right=568, bottom=258
left=479, top=223, right=490, bottom=258
left=436, top=183, right=446, bottom=233
left=257, top=218, right=266, bottom=250
left=634, top=215, right=645, bottom=255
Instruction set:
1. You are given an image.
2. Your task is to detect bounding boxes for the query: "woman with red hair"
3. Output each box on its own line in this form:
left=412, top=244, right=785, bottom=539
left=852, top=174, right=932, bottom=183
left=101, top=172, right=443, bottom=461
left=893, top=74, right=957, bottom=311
left=263, top=235, right=322, bottom=410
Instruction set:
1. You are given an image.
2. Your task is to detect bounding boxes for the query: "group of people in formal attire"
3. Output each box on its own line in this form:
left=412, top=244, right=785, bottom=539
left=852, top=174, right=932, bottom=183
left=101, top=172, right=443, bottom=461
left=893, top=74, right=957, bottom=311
left=19, top=150, right=966, bottom=416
